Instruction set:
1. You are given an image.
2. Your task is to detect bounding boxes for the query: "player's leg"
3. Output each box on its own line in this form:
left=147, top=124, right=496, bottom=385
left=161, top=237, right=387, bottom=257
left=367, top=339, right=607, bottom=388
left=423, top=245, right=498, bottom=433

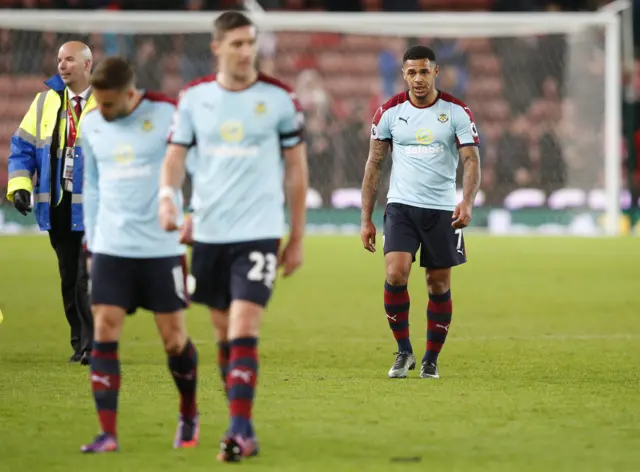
left=211, top=308, right=230, bottom=393
left=383, top=203, right=420, bottom=378
left=217, top=239, right=279, bottom=462
left=417, top=209, right=466, bottom=379
left=189, top=241, right=231, bottom=393
left=143, top=255, right=199, bottom=449
left=155, top=310, right=199, bottom=448
left=421, top=268, right=452, bottom=379
left=81, top=254, right=134, bottom=453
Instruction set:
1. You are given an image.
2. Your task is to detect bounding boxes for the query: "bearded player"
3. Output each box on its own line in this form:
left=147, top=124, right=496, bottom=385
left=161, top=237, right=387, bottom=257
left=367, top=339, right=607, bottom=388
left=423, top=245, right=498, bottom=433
left=159, top=11, right=308, bottom=462
left=360, top=45, right=481, bottom=380
left=80, top=57, right=198, bottom=452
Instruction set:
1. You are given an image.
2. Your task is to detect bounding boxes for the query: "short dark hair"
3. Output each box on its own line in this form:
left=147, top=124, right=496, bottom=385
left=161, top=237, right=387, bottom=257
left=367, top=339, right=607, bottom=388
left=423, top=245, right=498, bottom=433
left=90, top=56, right=135, bottom=90
left=213, top=10, right=254, bottom=41
left=403, top=45, right=437, bottom=63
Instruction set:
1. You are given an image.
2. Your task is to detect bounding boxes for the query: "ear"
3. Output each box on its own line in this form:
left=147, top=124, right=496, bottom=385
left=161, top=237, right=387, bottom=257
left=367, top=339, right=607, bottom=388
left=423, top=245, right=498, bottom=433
left=210, top=39, right=219, bottom=56
left=434, top=64, right=440, bottom=77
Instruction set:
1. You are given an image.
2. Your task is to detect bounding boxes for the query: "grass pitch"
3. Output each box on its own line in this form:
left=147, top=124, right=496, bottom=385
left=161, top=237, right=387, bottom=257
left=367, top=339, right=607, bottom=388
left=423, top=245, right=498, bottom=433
left=0, top=234, right=639, bottom=471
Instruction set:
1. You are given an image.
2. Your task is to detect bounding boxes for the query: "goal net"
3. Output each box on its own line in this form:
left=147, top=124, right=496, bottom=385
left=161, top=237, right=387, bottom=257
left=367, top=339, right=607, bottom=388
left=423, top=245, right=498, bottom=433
left=0, top=10, right=624, bottom=235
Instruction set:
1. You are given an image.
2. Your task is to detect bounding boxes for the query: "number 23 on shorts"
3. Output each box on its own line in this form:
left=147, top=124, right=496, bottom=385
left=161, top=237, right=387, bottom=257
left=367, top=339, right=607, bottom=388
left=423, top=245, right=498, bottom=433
left=247, top=251, right=277, bottom=288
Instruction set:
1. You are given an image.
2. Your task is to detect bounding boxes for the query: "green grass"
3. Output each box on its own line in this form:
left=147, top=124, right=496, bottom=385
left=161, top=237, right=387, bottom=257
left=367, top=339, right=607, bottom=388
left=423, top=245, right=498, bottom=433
left=1, top=235, right=639, bottom=471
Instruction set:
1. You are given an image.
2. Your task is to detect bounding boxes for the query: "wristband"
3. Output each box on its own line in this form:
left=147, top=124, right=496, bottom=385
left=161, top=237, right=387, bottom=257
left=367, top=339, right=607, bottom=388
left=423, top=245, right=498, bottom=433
left=159, top=186, right=176, bottom=200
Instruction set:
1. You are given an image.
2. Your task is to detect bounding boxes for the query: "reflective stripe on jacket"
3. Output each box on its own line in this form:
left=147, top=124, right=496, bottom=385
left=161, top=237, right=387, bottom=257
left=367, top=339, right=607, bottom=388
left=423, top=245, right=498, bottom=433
left=6, top=74, right=96, bottom=231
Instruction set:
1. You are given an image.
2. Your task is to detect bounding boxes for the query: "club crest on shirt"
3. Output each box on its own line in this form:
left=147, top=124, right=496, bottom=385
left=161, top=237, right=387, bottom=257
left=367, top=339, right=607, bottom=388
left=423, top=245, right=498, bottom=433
left=255, top=102, right=267, bottom=115
left=141, top=119, right=153, bottom=132
left=438, top=113, right=449, bottom=123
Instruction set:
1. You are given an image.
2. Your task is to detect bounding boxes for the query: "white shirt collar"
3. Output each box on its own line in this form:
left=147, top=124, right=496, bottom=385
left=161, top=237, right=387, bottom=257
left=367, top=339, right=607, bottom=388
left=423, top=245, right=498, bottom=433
left=68, top=86, right=91, bottom=101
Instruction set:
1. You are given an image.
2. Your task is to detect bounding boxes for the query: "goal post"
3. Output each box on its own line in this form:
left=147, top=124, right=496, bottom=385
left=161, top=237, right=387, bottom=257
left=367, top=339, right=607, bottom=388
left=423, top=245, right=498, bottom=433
left=0, top=9, right=624, bottom=235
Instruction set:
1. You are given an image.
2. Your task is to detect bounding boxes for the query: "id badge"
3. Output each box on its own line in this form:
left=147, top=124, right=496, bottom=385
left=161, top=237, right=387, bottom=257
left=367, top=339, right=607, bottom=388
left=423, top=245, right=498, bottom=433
left=63, top=147, right=74, bottom=180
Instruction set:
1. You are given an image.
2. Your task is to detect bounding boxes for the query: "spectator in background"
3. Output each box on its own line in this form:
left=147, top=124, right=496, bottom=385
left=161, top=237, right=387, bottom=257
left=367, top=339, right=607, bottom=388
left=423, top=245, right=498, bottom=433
left=430, top=39, right=468, bottom=99
left=295, top=69, right=336, bottom=199
left=135, top=37, right=161, bottom=91
left=538, top=128, right=566, bottom=193
left=378, top=39, right=405, bottom=101
left=378, top=49, right=398, bottom=100
left=495, top=115, right=533, bottom=195
left=438, top=66, right=466, bottom=102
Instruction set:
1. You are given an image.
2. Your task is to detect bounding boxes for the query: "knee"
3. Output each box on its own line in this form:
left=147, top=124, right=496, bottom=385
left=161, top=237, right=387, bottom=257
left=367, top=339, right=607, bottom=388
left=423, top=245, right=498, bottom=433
left=386, top=265, right=409, bottom=286
left=210, top=310, right=229, bottom=341
left=228, top=301, right=263, bottom=339
left=426, top=272, right=450, bottom=295
left=93, top=307, right=121, bottom=340
left=164, top=332, right=187, bottom=357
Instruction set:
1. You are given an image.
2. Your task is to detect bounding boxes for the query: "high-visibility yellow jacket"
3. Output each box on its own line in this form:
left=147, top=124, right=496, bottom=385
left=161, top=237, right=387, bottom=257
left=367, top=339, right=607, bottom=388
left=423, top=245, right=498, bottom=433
left=6, top=74, right=96, bottom=231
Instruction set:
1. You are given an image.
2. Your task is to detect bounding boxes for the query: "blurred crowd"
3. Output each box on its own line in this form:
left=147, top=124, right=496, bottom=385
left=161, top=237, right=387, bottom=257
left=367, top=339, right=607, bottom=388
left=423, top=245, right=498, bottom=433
left=0, top=0, right=638, bottom=211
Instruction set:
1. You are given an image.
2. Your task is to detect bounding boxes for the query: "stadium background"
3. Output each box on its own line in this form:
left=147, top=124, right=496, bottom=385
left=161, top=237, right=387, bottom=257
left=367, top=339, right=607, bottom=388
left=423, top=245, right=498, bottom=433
left=0, top=0, right=639, bottom=234
left=0, top=3, right=639, bottom=471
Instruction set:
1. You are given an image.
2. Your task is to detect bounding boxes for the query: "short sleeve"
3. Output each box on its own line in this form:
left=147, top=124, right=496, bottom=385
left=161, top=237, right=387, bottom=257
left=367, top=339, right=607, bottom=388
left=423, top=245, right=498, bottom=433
left=453, top=104, right=480, bottom=148
left=168, top=89, right=196, bottom=148
left=278, top=90, right=305, bottom=149
left=371, top=106, right=392, bottom=142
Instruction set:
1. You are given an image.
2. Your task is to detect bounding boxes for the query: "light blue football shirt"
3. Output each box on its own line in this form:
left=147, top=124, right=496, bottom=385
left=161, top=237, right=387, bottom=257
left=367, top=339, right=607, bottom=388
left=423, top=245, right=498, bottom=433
left=371, top=91, right=480, bottom=211
left=82, top=92, right=185, bottom=258
left=168, top=73, right=304, bottom=244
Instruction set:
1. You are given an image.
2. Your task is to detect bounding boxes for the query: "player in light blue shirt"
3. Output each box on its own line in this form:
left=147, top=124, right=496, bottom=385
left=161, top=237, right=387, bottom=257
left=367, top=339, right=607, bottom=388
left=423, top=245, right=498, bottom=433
left=79, top=57, right=199, bottom=454
left=360, top=45, right=481, bottom=381
left=159, top=11, right=308, bottom=462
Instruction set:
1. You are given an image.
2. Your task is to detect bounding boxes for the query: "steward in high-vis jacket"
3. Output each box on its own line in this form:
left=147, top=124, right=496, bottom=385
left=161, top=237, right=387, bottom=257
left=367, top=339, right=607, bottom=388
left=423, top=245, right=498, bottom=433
left=6, top=41, right=96, bottom=366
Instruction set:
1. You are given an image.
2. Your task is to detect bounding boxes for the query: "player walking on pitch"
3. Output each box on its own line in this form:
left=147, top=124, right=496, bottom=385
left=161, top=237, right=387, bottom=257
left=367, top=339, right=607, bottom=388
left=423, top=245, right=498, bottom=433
left=80, top=57, right=198, bottom=452
left=159, top=11, right=308, bottom=462
left=360, top=45, right=481, bottom=380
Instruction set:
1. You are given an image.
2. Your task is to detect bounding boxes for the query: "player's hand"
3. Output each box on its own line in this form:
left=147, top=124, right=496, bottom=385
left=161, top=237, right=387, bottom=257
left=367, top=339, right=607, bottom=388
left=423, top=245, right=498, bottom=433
left=86, top=256, right=92, bottom=275
left=159, top=196, right=179, bottom=232
left=452, top=201, right=473, bottom=229
left=13, top=190, right=31, bottom=216
left=278, top=238, right=303, bottom=277
left=179, top=213, right=193, bottom=245
left=361, top=219, right=377, bottom=253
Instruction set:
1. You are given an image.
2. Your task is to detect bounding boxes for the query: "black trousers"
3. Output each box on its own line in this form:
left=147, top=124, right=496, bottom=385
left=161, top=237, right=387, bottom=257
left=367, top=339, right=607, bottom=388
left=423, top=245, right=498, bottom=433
left=48, top=192, right=93, bottom=354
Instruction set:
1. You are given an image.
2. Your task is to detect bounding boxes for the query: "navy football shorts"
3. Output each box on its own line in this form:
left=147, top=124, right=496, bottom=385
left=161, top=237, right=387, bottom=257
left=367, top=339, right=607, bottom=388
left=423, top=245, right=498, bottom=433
left=383, top=202, right=467, bottom=269
left=190, top=238, right=280, bottom=311
left=90, top=253, right=188, bottom=315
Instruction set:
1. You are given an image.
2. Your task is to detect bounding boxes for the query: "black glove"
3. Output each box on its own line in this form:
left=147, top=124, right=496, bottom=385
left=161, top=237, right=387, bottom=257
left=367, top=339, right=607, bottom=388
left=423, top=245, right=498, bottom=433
left=13, top=190, right=31, bottom=216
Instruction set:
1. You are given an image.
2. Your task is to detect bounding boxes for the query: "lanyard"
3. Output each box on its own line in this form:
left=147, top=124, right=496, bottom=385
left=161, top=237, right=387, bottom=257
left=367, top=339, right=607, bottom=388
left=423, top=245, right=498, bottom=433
left=67, top=94, right=81, bottom=148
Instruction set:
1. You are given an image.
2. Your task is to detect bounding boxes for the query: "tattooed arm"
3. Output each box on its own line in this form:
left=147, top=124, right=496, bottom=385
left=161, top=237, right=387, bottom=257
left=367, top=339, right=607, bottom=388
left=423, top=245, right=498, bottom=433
left=360, top=138, right=390, bottom=252
left=452, top=145, right=481, bottom=229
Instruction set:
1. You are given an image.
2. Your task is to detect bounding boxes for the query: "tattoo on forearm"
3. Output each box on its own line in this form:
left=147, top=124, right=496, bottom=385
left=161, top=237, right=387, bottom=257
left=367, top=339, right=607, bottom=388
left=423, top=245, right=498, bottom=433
left=462, top=148, right=481, bottom=203
left=361, top=140, right=388, bottom=218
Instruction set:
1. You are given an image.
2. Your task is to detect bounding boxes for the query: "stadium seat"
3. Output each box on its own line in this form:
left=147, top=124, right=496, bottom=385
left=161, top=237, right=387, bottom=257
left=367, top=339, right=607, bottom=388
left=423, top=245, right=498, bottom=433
left=456, top=188, right=485, bottom=206
left=331, top=188, right=362, bottom=209
left=503, top=188, right=546, bottom=209
left=547, top=188, right=587, bottom=209
left=306, top=188, right=323, bottom=209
